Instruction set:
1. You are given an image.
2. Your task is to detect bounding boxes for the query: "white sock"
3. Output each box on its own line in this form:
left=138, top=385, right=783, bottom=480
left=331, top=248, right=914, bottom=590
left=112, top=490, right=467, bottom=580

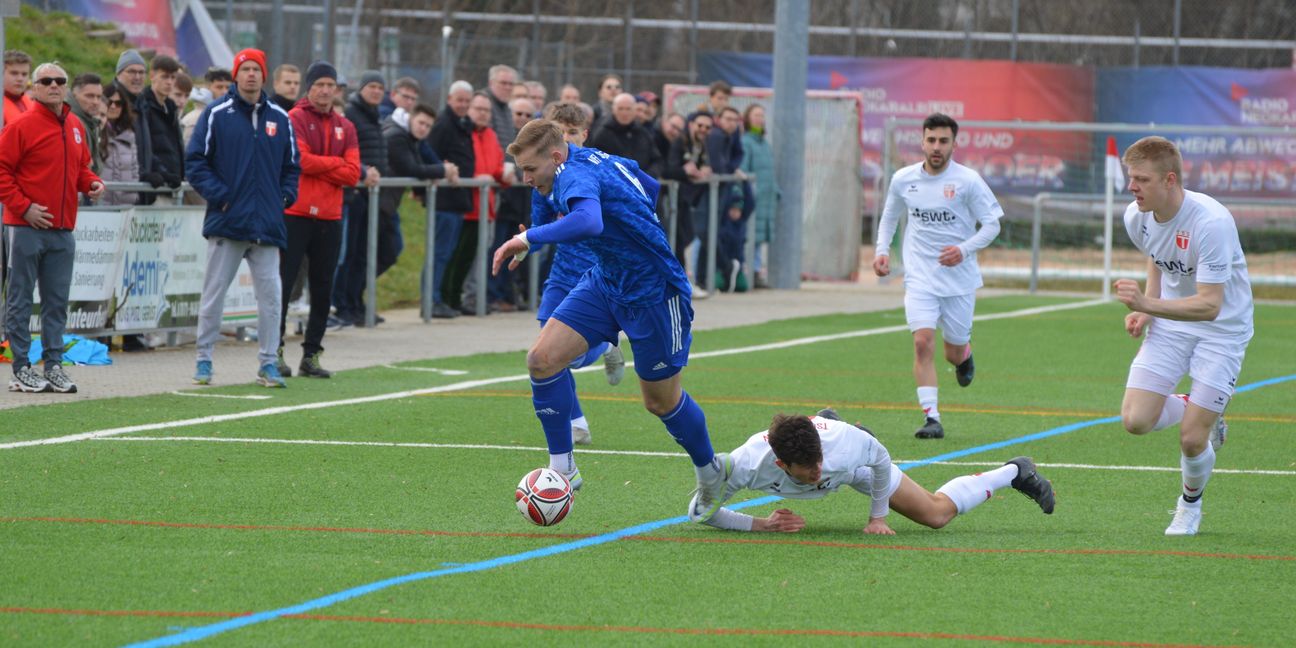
left=917, top=386, right=940, bottom=421
left=695, top=456, right=722, bottom=482
left=936, top=464, right=1018, bottom=515
left=1154, top=394, right=1188, bottom=431
left=549, top=452, right=576, bottom=475
left=570, top=415, right=589, bottom=431
left=1181, top=444, right=1215, bottom=503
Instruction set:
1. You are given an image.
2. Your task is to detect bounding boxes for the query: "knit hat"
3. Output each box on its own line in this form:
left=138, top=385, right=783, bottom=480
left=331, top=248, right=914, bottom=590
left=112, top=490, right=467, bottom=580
left=303, top=60, right=337, bottom=90
left=358, top=70, right=385, bottom=91
left=116, top=49, right=146, bottom=74
left=232, top=48, right=268, bottom=79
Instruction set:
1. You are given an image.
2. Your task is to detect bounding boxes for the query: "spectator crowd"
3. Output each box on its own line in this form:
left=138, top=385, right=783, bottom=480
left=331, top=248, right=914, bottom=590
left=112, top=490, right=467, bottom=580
left=0, top=45, right=780, bottom=394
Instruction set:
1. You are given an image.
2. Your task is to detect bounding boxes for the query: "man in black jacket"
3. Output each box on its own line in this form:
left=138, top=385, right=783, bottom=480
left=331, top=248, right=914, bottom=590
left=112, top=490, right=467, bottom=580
left=588, top=93, right=663, bottom=179
left=333, top=70, right=388, bottom=325
left=139, top=54, right=185, bottom=203
left=426, top=80, right=475, bottom=318
left=666, top=111, right=715, bottom=295
left=382, top=102, right=461, bottom=318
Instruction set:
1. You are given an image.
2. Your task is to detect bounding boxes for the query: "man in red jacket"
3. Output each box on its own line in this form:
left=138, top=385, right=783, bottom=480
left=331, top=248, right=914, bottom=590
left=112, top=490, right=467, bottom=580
left=0, top=62, right=104, bottom=393
left=279, top=60, right=360, bottom=378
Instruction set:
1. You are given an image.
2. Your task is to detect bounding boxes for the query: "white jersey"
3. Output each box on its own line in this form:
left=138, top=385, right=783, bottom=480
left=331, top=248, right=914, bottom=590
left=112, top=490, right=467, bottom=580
left=1123, top=190, right=1254, bottom=339
left=877, top=160, right=1004, bottom=297
left=722, top=417, right=893, bottom=519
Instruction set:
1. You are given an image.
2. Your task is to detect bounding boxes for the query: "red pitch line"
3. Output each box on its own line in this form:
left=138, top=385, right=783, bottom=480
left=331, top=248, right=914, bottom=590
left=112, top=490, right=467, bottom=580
left=7, top=516, right=1294, bottom=562
left=0, top=606, right=1244, bottom=647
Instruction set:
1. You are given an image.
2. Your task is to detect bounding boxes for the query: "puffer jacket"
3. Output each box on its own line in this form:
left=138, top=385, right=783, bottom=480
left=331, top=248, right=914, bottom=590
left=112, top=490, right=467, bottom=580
left=100, top=123, right=140, bottom=206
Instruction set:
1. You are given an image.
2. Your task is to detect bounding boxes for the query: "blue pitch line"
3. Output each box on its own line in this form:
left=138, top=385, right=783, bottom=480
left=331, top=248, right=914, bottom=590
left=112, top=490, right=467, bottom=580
left=125, top=373, right=1296, bottom=647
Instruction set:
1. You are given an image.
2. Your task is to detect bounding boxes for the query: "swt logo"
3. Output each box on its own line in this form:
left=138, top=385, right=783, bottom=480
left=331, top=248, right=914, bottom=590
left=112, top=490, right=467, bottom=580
left=1175, top=230, right=1190, bottom=250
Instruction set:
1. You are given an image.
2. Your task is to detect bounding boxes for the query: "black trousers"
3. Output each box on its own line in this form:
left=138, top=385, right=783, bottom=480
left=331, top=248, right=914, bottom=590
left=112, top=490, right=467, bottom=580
left=333, top=193, right=402, bottom=319
left=280, top=215, right=343, bottom=355
left=442, top=219, right=480, bottom=310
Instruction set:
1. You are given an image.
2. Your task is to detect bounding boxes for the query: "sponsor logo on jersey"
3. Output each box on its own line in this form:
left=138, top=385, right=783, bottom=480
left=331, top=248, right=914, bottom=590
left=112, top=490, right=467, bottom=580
left=1154, top=258, right=1194, bottom=276
left=1175, top=230, right=1190, bottom=250
left=909, top=208, right=956, bottom=224
left=943, top=183, right=956, bottom=199
left=265, top=121, right=278, bottom=137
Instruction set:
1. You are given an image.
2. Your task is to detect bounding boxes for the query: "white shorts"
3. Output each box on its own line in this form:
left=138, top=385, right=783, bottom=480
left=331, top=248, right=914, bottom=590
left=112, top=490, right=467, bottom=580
left=1126, top=322, right=1250, bottom=411
left=904, top=289, right=975, bottom=345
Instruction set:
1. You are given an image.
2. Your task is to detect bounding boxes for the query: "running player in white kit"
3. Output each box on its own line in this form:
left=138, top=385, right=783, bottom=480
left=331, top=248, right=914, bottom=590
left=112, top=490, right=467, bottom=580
left=688, top=409, right=1054, bottom=533
left=1114, top=136, right=1252, bottom=537
left=874, top=113, right=1003, bottom=440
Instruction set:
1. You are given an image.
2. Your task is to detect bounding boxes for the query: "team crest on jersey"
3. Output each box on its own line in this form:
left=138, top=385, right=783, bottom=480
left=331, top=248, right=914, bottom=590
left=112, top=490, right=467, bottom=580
left=265, top=121, right=278, bottom=137
left=943, top=184, right=956, bottom=199
left=1175, top=230, right=1190, bottom=250
left=73, top=128, right=82, bottom=144
left=334, top=126, right=344, bottom=140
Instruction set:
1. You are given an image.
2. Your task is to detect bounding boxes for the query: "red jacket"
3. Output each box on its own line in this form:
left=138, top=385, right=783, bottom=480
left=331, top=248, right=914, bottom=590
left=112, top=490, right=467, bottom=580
left=466, top=126, right=504, bottom=221
left=285, top=98, right=361, bottom=220
left=2, top=91, right=33, bottom=130
left=0, top=101, right=100, bottom=229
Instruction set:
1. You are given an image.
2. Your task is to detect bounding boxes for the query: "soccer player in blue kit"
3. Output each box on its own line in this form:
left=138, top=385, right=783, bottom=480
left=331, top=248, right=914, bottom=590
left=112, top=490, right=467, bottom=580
left=532, top=102, right=626, bottom=446
left=493, top=119, right=730, bottom=520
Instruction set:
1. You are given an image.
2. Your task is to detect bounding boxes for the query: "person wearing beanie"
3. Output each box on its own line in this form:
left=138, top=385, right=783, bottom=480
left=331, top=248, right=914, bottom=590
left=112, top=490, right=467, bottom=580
left=185, top=47, right=301, bottom=388
left=110, top=49, right=154, bottom=203
left=277, top=59, right=359, bottom=378
left=332, top=70, right=388, bottom=326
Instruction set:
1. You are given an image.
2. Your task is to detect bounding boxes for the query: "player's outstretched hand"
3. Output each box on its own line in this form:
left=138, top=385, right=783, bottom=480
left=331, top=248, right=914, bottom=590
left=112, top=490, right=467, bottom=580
left=863, top=517, right=895, bottom=535
left=938, top=245, right=964, bottom=267
left=1114, top=278, right=1144, bottom=311
left=491, top=225, right=529, bottom=275
left=755, top=508, right=805, bottom=533
left=1125, top=312, right=1151, bottom=338
left=871, top=255, right=890, bottom=277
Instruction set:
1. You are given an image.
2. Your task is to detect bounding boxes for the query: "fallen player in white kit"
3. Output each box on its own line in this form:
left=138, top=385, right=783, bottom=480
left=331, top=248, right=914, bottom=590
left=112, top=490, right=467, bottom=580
left=689, top=409, right=1054, bottom=533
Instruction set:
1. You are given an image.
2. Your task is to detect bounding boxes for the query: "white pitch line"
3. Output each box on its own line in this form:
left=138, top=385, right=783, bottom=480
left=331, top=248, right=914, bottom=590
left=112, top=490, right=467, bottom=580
left=2, top=299, right=1103, bottom=451
left=170, top=391, right=273, bottom=400
left=381, top=365, right=469, bottom=376
left=95, top=436, right=1296, bottom=476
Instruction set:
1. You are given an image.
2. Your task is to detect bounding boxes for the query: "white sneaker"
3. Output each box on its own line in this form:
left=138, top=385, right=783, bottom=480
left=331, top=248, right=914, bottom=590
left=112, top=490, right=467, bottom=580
left=602, top=345, right=625, bottom=386
left=691, top=284, right=710, bottom=300
left=1210, top=414, right=1227, bottom=451
left=1165, top=498, right=1202, bottom=536
left=689, top=453, right=732, bottom=523
left=572, top=426, right=592, bottom=445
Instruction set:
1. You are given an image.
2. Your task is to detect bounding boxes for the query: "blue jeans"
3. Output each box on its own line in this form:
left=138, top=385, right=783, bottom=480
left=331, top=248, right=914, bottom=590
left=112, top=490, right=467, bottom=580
left=433, top=211, right=465, bottom=304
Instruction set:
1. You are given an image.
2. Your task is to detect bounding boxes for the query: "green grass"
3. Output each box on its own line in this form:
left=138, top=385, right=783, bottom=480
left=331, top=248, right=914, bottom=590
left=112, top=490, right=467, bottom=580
left=3, top=295, right=1294, bottom=647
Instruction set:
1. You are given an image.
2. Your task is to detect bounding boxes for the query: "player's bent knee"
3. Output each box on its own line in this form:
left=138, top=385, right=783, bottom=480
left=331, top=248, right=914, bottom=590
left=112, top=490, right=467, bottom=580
left=640, top=393, right=674, bottom=416
left=1121, top=413, right=1154, bottom=435
left=526, top=346, right=566, bottom=378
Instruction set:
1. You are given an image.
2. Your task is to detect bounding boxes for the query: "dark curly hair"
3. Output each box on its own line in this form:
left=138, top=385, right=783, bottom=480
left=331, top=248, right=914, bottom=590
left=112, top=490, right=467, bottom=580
left=767, top=414, right=823, bottom=468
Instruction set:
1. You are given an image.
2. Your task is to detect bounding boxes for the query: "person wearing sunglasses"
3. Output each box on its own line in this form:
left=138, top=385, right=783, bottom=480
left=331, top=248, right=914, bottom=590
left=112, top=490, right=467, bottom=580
left=664, top=110, right=716, bottom=298
left=0, top=62, right=105, bottom=394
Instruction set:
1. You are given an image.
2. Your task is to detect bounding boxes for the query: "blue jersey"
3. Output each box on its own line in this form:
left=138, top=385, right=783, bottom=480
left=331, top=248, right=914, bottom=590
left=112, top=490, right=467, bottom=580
left=530, top=144, right=688, bottom=307
left=532, top=201, right=600, bottom=294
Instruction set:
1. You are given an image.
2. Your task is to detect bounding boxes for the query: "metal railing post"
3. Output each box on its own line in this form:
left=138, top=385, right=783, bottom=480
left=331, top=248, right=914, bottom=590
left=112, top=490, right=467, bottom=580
left=365, top=184, right=380, bottom=328
left=1030, top=192, right=1047, bottom=294
left=744, top=204, right=756, bottom=290
left=421, top=183, right=438, bottom=322
left=667, top=180, right=679, bottom=256
left=475, top=185, right=492, bottom=317
left=706, top=179, right=719, bottom=294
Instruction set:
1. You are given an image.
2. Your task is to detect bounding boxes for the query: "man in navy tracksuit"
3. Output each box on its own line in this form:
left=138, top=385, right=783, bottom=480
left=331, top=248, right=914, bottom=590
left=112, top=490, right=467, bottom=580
left=185, top=48, right=300, bottom=387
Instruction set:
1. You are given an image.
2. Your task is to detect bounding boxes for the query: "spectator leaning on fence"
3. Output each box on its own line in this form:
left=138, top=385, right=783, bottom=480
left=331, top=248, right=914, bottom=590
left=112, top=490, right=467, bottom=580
left=333, top=70, right=391, bottom=326
left=380, top=76, right=420, bottom=121
left=0, top=62, right=105, bottom=394
left=2, top=49, right=33, bottom=128
left=99, top=84, right=140, bottom=206
left=444, top=92, right=507, bottom=315
left=185, top=48, right=301, bottom=388
left=68, top=72, right=104, bottom=173
left=139, top=54, right=185, bottom=203
left=427, top=80, right=476, bottom=319
left=667, top=111, right=715, bottom=296
left=589, top=92, right=663, bottom=179
left=279, top=60, right=360, bottom=380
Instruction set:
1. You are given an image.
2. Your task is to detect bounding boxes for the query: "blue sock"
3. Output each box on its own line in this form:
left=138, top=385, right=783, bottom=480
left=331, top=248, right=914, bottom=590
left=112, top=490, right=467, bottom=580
left=659, top=391, right=714, bottom=467
left=569, top=372, right=584, bottom=422
left=531, top=370, right=575, bottom=454
left=569, top=341, right=609, bottom=370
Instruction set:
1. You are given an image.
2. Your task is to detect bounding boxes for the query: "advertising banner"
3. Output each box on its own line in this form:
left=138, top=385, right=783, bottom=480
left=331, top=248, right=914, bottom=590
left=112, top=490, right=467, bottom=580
left=63, top=0, right=177, bottom=56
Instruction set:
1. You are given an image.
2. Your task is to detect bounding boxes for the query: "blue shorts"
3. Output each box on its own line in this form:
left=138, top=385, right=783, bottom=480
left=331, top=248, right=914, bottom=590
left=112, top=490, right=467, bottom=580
left=549, top=274, right=693, bottom=382
left=536, top=281, right=575, bottom=325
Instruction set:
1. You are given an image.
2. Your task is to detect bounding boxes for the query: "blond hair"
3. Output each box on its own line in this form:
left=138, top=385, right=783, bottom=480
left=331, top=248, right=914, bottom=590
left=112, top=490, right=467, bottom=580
left=1123, top=136, right=1183, bottom=180
left=543, top=102, right=588, bottom=129
left=508, top=120, right=566, bottom=158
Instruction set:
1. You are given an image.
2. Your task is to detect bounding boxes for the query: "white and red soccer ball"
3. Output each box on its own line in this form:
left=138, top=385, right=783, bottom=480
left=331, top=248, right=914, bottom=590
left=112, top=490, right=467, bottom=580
left=515, top=468, right=573, bottom=526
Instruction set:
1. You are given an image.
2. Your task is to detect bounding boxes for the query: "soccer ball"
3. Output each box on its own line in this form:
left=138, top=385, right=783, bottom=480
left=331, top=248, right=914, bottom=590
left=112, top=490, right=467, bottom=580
left=515, top=468, right=573, bottom=526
